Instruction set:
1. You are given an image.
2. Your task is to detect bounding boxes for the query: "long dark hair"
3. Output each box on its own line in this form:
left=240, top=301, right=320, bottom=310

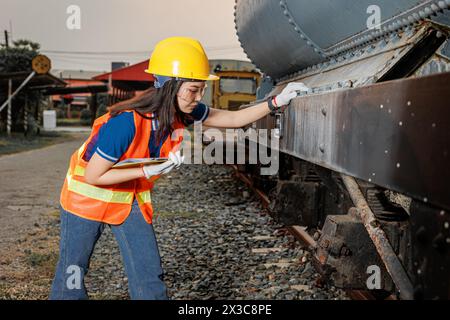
left=108, top=79, right=194, bottom=143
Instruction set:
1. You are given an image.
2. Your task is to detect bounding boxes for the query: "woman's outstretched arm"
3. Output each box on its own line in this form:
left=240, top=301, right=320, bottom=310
left=203, top=101, right=271, bottom=129
left=203, top=82, right=308, bottom=129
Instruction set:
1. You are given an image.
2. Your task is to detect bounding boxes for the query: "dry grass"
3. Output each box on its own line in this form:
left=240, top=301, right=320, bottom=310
left=0, top=132, right=77, bottom=157
left=0, top=211, right=60, bottom=300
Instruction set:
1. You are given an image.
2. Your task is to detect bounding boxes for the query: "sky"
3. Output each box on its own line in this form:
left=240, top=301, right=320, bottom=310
left=0, top=0, right=248, bottom=72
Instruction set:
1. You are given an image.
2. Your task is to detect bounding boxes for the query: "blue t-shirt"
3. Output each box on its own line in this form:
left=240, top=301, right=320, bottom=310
left=83, top=103, right=210, bottom=162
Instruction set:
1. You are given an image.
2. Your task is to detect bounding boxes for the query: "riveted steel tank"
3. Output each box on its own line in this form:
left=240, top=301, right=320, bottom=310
left=235, top=0, right=450, bottom=80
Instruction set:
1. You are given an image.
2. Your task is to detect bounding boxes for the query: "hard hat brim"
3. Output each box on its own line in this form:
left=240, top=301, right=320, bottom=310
left=145, top=69, right=219, bottom=81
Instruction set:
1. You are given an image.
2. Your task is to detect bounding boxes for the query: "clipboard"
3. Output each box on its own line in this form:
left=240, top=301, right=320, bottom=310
left=112, top=158, right=168, bottom=169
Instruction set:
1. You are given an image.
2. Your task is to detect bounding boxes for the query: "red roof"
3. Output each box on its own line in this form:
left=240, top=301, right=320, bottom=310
left=93, top=60, right=155, bottom=82
left=51, top=78, right=106, bottom=101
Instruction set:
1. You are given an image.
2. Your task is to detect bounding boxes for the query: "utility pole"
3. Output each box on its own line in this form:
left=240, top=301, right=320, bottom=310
left=7, top=79, right=12, bottom=136
left=4, top=30, right=9, bottom=48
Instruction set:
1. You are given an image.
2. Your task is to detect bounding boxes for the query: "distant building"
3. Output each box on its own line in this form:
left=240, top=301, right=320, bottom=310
left=0, top=71, right=66, bottom=133
left=111, top=62, right=130, bottom=71
left=51, top=69, right=105, bottom=118
left=93, top=60, right=155, bottom=106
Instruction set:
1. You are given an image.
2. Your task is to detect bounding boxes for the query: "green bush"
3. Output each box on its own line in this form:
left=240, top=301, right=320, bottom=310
left=70, top=110, right=80, bottom=118
left=0, top=39, right=44, bottom=134
left=56, top=108, right=66, bottom=119
left=95, top=93, right=109, bottom=118
left=0, top=39, right=40, bottom=73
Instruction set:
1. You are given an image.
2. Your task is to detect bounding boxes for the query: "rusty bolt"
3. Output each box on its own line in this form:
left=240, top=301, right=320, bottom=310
left=318, top=254, right=327, bottom=264
left=340, top=246, right=351, bottom=257
left=370, top=220, right=381, bottom=228
left=321, top=239, right=330, bottom=249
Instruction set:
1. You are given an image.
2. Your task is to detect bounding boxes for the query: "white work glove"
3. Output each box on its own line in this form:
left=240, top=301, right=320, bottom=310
left=274, top=82, right=310, bottom=106
left=168, top=150, right=184, bottom=169
left=142, top=151, right=184, bottom=179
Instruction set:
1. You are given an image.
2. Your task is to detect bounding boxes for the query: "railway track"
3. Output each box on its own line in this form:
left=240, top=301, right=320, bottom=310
left=230, top=164, right=408, bottom=300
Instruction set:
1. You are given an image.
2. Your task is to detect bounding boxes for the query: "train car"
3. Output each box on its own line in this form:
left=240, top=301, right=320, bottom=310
left=231, top=0, right=450, bottom=299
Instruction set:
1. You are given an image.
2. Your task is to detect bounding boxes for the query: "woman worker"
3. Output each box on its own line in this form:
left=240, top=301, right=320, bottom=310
left=50, top=36, right=307, bottom=300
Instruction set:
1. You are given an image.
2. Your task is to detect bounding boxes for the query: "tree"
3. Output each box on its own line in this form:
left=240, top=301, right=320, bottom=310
left=0, top=39, right=43, bottom=135
left=0, top=39, right=40, bottom=73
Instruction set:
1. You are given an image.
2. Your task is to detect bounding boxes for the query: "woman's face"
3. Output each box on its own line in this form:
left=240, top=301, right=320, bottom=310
left=177, top=81, right=207, bottom=113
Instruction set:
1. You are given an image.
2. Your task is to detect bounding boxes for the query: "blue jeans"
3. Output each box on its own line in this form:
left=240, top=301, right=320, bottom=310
left=49, top=201, right=168, bottom=300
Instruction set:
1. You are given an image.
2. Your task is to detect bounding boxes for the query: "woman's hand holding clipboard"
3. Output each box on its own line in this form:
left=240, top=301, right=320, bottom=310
left=116, top=152, right=184, bottom=179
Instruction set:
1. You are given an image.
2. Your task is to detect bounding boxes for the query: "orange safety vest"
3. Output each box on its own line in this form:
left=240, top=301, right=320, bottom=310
left=60, top=110, right=185, bottom=225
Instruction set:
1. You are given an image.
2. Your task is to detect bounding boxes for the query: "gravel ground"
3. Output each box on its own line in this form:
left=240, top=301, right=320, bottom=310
left=1, top=158, right=347, bottom=300
left=82, top=164, right=347, bottom=300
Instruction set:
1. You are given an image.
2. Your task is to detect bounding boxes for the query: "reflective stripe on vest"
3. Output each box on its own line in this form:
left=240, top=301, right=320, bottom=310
left=70, top=166, right=151, bottom=205
left=74, top=165, right=85, bottom=177
left=66, top=174, right=134, bottom=204
left=136, top=190, right=152, bottom=204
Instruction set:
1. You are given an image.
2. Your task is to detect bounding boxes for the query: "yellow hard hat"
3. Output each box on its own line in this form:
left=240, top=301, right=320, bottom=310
left=145, top=37, right=219, bottom=81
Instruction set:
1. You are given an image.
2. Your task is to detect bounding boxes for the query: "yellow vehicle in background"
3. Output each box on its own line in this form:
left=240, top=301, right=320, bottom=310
left=202, top=60, right=261, bottom=110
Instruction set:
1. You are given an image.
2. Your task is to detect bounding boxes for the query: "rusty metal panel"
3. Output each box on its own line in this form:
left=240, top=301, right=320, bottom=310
left=256, top=72, right=450, bottom=211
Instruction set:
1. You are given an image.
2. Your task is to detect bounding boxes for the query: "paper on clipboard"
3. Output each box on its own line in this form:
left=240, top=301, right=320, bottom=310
left=112, top=158, right=168, bottom=169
